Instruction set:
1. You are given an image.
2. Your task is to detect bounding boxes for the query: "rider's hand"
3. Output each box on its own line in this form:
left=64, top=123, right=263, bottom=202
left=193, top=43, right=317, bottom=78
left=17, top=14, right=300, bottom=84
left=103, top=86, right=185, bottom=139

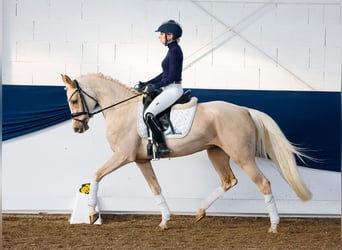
left=144, top=84, right=156, bottom=93
left=134, top=81, right=146, bottom=93
left=138, top=81, right=146, bottom=88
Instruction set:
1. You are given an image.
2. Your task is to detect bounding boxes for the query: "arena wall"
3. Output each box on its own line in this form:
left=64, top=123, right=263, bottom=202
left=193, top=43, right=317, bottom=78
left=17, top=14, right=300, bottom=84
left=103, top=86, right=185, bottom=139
left=2, top=0, right=341, bottom=90
left=2, top=116, right=340, bottom=216
left=2, top=0, right=341, bottom=216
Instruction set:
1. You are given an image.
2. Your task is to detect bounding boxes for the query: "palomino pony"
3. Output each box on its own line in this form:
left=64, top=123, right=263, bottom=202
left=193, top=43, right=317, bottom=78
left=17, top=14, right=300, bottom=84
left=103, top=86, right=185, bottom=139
left=61, top=73, right=311, bottom=233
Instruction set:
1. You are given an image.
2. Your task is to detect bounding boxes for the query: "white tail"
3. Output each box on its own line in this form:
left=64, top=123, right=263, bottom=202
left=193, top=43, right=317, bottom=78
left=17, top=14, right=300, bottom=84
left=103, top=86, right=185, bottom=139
left=248, top=109, right=312, bottom=201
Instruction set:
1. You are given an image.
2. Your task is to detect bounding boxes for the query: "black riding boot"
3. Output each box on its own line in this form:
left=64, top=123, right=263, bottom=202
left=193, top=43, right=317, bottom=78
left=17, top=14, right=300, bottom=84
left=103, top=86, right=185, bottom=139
left=145, top=113, right=170, bottom=157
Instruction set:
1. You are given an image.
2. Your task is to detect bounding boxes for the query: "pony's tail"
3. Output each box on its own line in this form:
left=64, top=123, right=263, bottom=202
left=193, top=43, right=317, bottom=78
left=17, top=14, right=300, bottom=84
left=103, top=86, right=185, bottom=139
left=248, top=108, right=312, bottom=201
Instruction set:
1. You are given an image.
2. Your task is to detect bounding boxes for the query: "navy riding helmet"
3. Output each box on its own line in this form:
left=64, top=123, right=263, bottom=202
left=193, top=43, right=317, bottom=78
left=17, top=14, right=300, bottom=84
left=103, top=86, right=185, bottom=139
left=155, top=20, right=182, bottom=40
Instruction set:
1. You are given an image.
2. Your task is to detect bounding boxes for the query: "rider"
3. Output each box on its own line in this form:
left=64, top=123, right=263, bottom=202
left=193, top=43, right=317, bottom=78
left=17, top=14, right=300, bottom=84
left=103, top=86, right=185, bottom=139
left=138, top=20, right=184, bottom=157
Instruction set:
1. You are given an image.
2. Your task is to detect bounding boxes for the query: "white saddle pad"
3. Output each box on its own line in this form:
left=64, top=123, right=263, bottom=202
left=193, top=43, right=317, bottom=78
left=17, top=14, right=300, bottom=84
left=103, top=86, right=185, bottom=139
left=137, top=97, right=198, bottom=139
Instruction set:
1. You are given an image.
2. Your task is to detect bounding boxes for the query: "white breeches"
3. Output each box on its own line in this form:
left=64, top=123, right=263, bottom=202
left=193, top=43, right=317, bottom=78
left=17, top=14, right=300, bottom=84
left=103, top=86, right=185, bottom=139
left=144, top=83, right=183, bottom=117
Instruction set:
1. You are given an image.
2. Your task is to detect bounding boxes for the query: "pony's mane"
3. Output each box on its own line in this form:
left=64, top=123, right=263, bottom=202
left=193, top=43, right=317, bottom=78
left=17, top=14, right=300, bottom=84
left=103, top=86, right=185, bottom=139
left=80, top=73, right=136, bottom=93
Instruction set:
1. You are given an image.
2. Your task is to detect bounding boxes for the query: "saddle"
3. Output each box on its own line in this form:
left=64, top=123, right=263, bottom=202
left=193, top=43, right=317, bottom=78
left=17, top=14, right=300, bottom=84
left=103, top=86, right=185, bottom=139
left=143, top=89, right=192, bottom=134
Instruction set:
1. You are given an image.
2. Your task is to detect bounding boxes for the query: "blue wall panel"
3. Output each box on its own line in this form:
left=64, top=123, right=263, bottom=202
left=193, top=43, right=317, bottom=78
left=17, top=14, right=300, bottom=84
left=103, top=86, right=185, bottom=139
left=3, top=85, right=340, bottom=172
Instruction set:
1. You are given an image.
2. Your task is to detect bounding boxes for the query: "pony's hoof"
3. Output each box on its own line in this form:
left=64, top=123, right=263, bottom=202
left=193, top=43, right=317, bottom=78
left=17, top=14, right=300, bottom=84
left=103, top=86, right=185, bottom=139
left=268, top=224, right=278, bottom=233
left=195, top=209, right=206, bottom=222
left=158, top=222, right=168, bottom=230
left=89, top=212, right=99, bottom=224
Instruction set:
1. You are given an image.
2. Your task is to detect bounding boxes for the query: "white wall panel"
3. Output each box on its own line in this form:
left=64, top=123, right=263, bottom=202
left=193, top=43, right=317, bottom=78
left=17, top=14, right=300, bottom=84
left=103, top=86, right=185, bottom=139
left=324, top=4, right=341, bottom=25
left=224, top=68, right=260, bottom=90
left=308, top=4, right=324, bottom=25
left=36, top=20, right=68, bottom=42
left=80, top=63, right=98, bottom=75
left=82, top=42, right=98, bottom=64
left=2, top=117, right=340, bottom=216
left=6, top=19, right=33, bottom=42
left=147, top=1, right=180, bottom=24
left=4, top=62, right=33, bottom=84
left=212, top=2, right=244, bottom=25
left=49, top=41, right=83, bottom=63
left=16, top=0, right=50, bottom=20
left=31, top=62, right=65, bottom=84
left=3, top=0, right=341, bottom=90
left=259, top=66, right=310, bottom=90
left=49, top=0, right=82, bottom=21
left=278, top=44, right=308, bottom=70
left=326, top=23, right=342, bottom=47
left=65, top=63, right=82, bottom=79
left=324, top=47, right=342, bottom=90
left=309, top=47, right=325, bottom=70
left=16, top=41, right=50, bottom=62
left=275, top=4, right=308, bottom=26
left=81, top=0, right=117, bottom=22
left=98, top=42, right=116, bottom=64
left=66, top=20, right=99, bottom=42
left=304, top=68, right=324, bottom=90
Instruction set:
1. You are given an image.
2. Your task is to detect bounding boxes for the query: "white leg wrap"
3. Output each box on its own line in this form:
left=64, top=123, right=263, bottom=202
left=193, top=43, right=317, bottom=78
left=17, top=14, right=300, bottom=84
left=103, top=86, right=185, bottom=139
left=200, top=186, right=225, bottom=211
left=264, top=194, right=280, bottom=225
left=88, top=181, right=99, bottom=208
left=155, top=194, right=171, bottom=222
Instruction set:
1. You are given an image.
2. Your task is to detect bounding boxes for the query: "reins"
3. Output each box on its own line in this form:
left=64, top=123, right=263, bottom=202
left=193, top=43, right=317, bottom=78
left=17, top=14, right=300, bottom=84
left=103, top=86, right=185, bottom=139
left=70, top=79, right=142, bottom=119
left=90, top=93, right=143, bottom=116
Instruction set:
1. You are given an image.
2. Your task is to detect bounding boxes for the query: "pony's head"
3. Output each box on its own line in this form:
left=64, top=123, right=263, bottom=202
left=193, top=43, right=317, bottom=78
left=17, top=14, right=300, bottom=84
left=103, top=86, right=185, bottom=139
left=61, top=74, right=97, bottom=133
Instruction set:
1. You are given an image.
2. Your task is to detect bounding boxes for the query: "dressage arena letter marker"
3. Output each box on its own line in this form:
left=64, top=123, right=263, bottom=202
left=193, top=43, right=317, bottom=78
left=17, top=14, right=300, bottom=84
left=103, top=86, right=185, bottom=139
left=70, top=183, right=102, bottom=224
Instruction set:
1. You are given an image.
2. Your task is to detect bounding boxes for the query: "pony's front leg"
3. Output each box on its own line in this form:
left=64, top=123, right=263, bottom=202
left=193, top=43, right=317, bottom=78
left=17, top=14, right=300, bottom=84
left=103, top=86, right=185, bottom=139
left=88, top=153, right=132, bottom=224
left=88, top=180, right=100, bottom=224
left=136, top=160, right=171, bottom=230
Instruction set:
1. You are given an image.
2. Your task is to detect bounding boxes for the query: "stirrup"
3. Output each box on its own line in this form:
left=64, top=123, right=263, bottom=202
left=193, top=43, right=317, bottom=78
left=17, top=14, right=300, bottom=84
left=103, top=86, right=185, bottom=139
left=147, top=141, right=154, bottom=160
left=156, top=144, right=170, bottom=157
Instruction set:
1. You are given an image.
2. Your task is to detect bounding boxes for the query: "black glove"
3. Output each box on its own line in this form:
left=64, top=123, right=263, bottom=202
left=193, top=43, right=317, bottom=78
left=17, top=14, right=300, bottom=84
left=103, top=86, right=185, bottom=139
left=145, top=84, right=156, bottom=93
left=134, top=81, right=146, bottom=93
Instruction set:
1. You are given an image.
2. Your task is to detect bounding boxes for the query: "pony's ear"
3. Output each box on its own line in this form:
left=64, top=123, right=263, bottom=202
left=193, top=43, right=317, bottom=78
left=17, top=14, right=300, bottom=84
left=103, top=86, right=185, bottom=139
left=61, top=74, right=75, bottom=88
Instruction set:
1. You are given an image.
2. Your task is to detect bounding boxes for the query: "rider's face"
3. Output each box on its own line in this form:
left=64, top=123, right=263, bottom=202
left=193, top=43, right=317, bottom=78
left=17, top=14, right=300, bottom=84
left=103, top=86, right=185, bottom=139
left=159, top=32, right=173, bottom=44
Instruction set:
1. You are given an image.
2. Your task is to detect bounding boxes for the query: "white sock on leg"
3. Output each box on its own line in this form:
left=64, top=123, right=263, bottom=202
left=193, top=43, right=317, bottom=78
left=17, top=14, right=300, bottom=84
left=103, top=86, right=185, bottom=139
left=155, top=194, right=171, bottom=222
left=88, top=181, right=99, bottom=208
left=199, top=186, right=225, bottom=211
left=264, top=194, right=280, bottom=225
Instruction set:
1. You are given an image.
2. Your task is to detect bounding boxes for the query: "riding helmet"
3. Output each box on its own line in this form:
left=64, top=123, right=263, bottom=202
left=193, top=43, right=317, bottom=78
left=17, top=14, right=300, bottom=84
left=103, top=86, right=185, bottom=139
left=155, top=20, right=182, bottom=40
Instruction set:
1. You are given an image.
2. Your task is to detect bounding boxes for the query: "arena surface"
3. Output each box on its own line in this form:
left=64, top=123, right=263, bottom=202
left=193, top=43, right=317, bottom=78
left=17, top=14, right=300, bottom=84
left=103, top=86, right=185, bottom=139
left=3, top=214, right=340, bottom=249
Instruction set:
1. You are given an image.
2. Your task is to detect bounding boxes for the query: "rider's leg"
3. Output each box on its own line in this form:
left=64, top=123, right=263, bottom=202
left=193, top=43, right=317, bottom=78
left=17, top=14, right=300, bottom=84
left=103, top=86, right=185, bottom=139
left=145, top=112, right=169, bottom=156
left=144, top=83, right=183, bottom=116
left=144, top=84, right=183, bottom=156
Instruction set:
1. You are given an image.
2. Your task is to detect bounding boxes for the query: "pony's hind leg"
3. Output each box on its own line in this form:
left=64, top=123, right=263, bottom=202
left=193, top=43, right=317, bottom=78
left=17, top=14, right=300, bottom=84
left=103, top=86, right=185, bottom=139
left=238, top=158, right=280, bottom=233
left=196, top=147, right=238, bottom=222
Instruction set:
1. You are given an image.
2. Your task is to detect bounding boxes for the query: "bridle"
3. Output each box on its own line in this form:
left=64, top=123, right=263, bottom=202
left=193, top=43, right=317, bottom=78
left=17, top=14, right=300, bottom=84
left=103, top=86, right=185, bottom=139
left=68, top=80, right=97, bottom=123
left=68, top=80, right=142, bottom=123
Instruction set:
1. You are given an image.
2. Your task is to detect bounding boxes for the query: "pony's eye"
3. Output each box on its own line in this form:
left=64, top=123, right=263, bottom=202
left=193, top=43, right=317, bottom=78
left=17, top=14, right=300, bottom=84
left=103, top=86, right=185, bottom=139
left=71, top=99, right=78, bottom=105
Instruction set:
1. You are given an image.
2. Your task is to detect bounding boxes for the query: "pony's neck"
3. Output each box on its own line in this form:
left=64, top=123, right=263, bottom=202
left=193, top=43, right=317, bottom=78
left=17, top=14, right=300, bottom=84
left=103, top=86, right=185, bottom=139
left=80, top=74, right=137, bottom=114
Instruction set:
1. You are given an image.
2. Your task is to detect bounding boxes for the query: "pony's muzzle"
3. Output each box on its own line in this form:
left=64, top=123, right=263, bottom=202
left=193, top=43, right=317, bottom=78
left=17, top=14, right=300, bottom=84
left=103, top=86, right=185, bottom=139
left=72, top=118, right=89, bottom=133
